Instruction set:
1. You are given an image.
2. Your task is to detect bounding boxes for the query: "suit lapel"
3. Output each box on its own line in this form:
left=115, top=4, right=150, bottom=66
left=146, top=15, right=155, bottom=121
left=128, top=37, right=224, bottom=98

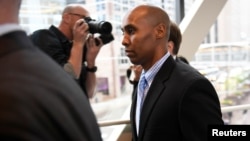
left=138, top=56, right=176, bottom=140
left=130, top=87, right=138, bottom=140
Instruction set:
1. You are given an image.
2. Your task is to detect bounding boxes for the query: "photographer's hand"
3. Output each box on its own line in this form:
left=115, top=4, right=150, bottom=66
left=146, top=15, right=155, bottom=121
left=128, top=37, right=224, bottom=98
left=68, top=19, right=89, bottom=78
left=85, top=35, right=103, bottom=67
left=85, top=34, right=103, bottom=98
left=73, top=19, right=89, bottom=44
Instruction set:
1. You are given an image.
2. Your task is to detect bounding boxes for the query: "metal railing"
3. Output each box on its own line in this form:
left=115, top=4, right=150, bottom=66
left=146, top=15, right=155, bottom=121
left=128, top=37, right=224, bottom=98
left=98, top=104, right=250, bottom=127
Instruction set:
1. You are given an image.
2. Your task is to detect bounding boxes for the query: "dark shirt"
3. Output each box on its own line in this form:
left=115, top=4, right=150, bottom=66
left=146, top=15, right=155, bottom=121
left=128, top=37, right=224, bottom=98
left=29, top=25, right=88, bottom=97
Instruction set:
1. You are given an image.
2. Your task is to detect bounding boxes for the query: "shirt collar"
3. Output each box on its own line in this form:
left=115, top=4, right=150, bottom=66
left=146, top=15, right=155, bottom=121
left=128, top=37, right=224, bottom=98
left=143, top=51, right=171, bottom=85
left=49, top=25, right=70, bottom=44
left=0, top=24, right=24, bottom=36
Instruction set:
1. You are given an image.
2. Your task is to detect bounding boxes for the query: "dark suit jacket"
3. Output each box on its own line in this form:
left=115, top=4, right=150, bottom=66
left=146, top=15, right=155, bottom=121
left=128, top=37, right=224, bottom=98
left=0, top=31, right=102, bottom=141
left=130, top=56, right=224, bottom=141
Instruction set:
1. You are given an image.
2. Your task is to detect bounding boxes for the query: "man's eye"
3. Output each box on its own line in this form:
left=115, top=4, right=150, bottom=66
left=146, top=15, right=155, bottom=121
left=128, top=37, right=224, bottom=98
left=127, top=27, right=135, bottom=35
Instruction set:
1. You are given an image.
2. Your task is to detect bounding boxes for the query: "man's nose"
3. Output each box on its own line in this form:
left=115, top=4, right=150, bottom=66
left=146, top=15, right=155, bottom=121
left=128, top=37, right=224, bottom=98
left=122, top=35, right=130, bottom=47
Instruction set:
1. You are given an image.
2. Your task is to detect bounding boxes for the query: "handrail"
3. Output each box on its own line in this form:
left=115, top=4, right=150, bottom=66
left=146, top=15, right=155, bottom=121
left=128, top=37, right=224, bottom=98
left=221, top=104, right=250, bottom=113
left=98, top=119, right=130, bottom=127
left=98, top=104, right=250, bottom=127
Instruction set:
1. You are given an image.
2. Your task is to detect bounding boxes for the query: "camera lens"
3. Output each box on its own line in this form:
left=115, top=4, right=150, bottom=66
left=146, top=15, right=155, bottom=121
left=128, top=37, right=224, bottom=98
left=88, top=20, right=112, bottom=34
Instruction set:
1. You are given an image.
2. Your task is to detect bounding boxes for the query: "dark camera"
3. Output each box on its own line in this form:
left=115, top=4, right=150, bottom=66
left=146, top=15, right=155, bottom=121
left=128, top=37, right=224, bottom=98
left=83, top=34, right=114, bottom=61
left=83, top=17, right=114, bottom=45
left=84, top=17, right=112, bottom=34
left=82, top=17, right=114, bottom=62
left=95, top=34, right=114, bottom=46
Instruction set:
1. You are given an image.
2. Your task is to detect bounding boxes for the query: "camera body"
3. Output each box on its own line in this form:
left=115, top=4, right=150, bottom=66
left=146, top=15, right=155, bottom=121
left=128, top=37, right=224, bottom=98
left=84, top=17, right=114, bottom=45
left=84, top=17, right=112, bottom=34
left=82, top=17, right=114, bottom=61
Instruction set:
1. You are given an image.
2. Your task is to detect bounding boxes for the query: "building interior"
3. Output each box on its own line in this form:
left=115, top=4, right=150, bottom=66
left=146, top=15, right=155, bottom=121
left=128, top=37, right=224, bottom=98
left=19, top=0, right=250, bottom=140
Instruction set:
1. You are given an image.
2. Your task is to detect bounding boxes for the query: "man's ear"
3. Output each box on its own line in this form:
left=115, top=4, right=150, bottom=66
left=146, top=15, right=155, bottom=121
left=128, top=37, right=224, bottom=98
left=155, top=23, right=166, bottom=39
left=167, top=41, right=174, bottom=54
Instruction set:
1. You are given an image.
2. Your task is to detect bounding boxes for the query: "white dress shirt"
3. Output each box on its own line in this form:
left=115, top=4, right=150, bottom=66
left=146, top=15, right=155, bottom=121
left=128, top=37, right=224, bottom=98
left=0, top=24, right=24, bottom=36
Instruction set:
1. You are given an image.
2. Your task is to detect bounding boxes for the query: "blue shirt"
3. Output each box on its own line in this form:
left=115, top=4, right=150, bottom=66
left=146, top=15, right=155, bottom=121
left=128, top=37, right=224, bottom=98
left=136, top=52, right=170, bottom=135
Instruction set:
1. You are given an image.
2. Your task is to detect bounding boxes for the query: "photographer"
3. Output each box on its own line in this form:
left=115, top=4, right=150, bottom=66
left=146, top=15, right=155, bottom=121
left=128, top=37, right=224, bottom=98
left=30, top=4, right=112, bottom=99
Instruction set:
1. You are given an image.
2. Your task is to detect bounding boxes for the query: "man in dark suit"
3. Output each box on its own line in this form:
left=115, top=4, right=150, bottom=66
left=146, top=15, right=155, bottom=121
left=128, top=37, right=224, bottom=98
left=121, top=5, right=224, bottom=141
left=0, top=0, right=102, bottom=141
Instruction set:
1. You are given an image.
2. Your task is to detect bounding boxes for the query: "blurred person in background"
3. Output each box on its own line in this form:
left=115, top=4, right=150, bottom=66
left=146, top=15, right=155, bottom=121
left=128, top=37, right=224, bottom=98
left=167, top=21, right=189, bottom=64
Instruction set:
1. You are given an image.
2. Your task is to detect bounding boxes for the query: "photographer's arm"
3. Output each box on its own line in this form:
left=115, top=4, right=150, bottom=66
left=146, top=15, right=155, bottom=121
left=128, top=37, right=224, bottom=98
left=85, top=68, right=96, bottom=99
left=68, top=20, right=89, bottom=78
left=85, top=35, right=103, bottom=98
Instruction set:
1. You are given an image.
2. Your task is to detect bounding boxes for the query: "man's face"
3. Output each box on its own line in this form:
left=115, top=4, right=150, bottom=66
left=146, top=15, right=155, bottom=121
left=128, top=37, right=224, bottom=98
left=121, top=10, right=157, bottom=66
left=67, top=8, right=90, bottom=31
